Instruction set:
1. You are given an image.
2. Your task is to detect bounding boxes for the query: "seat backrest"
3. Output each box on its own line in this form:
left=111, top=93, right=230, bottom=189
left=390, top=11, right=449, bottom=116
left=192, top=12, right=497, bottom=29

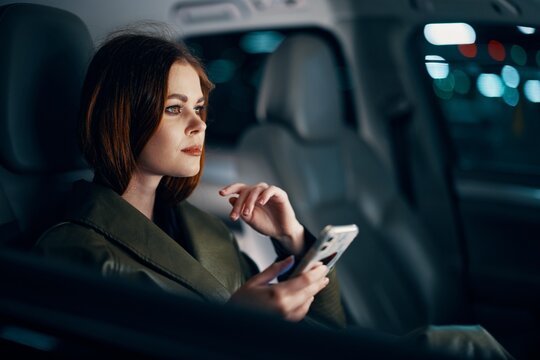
left=237, top=33, right=470, bottom=334
left=0, top=3, right=94, bottom=249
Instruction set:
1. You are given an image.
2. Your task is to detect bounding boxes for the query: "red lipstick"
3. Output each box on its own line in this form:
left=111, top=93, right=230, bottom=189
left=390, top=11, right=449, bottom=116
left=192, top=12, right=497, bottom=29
left=181, top=145, right=202, bottom=156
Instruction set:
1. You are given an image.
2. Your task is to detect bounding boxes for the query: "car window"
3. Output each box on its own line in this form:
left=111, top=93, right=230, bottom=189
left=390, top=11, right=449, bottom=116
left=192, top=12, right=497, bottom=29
left=184, top=28, right=355, bottom=147
left=421, top=23, right=540, bottom=180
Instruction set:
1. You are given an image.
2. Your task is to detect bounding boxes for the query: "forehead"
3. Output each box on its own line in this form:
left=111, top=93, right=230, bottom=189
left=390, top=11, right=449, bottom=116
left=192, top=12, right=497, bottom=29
left=167, top=62, right=203, bottom=96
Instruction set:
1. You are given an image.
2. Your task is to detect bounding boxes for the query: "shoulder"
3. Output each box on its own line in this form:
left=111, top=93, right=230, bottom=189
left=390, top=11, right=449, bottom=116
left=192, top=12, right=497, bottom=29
left=36, top=221, right=109, bottom=249
left=34, top=222, right=116, bottom=270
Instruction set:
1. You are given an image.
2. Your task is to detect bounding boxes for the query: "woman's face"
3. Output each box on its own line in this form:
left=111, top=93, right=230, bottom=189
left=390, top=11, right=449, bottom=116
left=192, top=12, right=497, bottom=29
left=137, top=62, right=206, bottom=179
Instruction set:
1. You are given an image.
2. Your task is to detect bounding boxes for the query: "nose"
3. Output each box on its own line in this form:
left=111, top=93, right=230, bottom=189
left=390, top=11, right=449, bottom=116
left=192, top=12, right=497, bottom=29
left=186, top=114, right=207, bottom=136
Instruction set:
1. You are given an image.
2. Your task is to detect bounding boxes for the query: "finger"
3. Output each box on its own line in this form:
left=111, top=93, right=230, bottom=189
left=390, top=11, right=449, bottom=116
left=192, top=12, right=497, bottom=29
left=226, top=197, right=240, bottom=220
left=320, top=276, right=330, bottom=291
left=305, top=261, right=324, bottom=272
left=282, top=276, right=328, bottom=318
left=284, top=275, right=328, bottom=308
left=247, top=256, right=295, bottom=286
left=257, top=185, right=287, bottom=206
left=285, top=264, right=328, bottom=292
left=219, top=183, right=246, bottom=196
left=301, top=276, right=330, bottom=299
left=274, top=274, right=328, bottom=317
left=285, top=296, right=315, bottom=322
left=241, top=183, right=268, bottom=218
left=230, top=186, right=252, bottom=221
left=266, top=273, right=327, bottom=318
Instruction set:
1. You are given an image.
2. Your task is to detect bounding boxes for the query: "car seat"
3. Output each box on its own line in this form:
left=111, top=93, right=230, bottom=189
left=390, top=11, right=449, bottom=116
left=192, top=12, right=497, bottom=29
left=236, top=33, right=471, bottom=334
left=0, top=3, right=94, bottom=249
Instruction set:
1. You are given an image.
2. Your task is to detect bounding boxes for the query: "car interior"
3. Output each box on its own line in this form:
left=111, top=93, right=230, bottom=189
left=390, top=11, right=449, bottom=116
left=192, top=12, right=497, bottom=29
left=0, top=0, right=539, bottom=358
left=236, top=30, right=470, bottom=334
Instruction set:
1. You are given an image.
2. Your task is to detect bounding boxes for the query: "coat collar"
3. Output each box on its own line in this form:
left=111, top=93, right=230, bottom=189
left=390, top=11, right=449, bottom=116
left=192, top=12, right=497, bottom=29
left=64, top=180, right=237, bottom=303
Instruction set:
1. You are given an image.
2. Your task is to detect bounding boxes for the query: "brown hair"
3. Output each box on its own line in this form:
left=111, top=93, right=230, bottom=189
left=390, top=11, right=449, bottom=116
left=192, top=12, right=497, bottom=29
left=79, top=33, right=214, bottom=203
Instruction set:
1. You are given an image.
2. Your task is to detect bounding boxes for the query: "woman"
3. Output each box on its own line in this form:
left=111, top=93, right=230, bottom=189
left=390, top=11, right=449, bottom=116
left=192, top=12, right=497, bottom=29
left=34, top=32, right=345, bottom=329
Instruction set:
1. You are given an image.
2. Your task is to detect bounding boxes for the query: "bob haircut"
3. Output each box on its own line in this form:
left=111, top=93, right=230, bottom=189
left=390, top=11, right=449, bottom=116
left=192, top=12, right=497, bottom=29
left=79, top=32, right=214, bottom=204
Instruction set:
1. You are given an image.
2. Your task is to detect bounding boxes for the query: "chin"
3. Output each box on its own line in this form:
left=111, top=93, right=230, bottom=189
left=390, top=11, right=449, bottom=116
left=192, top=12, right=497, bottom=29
left=172, top=167, right=200, bottom=178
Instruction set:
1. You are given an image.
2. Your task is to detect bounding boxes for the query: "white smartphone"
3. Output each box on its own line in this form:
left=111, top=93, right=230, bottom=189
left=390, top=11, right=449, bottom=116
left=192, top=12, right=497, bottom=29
left=289, top=224, right=359, bottom=277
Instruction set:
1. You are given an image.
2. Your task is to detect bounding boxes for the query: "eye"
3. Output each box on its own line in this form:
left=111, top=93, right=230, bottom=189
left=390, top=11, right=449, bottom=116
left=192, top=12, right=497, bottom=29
left=194, top=105, right=206, bottom=115
left=165, top=105, right=183, bottom=115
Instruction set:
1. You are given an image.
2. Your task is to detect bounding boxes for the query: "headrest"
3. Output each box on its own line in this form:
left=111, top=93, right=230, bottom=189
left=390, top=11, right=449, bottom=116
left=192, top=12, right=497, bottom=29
left=0, top=4, right=93, bottom=174
left=256, top=33, right=344, bottom=142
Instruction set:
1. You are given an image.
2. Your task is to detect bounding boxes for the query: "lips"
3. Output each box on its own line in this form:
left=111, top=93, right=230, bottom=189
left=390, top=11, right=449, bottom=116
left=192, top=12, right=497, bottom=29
left=181, top=145, right=203, bottom=156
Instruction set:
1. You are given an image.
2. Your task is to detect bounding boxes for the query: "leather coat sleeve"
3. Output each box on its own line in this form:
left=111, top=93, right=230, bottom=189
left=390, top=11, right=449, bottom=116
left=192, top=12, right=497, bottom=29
left=37, top=220, right=346, bottom=328
left=34, top=222, right=117, bottom=274
left=33, top=223, right=201, bottom=299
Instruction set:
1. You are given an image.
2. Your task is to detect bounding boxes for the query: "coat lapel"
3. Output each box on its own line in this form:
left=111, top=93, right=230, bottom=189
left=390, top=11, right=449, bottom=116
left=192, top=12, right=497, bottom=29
left=66, top=181, right=232, bottom=303
left=176, top=202, right=245, bottom=294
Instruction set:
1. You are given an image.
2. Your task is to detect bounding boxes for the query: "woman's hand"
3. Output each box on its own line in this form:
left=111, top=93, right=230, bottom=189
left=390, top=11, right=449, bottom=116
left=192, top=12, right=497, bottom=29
left=228, top=256, right=330, bottom=322
left=219, top=182, right=305, bottom=255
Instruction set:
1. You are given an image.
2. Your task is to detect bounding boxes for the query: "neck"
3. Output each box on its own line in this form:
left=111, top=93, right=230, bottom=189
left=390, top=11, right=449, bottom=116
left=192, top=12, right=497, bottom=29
left=121, top=171, right=162, bottom=221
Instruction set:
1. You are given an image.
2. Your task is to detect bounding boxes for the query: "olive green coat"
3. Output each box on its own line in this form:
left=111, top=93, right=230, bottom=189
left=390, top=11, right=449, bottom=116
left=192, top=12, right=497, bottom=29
left=35, top=180, right=346, bottom=328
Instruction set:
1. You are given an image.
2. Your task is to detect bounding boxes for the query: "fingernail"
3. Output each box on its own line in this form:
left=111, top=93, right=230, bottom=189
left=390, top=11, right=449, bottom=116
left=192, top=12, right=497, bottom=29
left=278, top=260, right=294, bottom=276
left=322, top=265, right=329, bottom=271
left=230, top=212, right=238, bottom=220
left=278, top=256, right=295, bottom=276
left=243, top=208, right=250, bottom=216
left=321, top=278, right=329, bottom=288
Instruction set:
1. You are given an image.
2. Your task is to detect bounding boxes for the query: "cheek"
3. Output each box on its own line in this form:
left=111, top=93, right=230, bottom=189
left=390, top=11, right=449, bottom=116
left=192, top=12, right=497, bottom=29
left=152, top=123, right=184, bottom=152
left=139, top=128, right=172, bottom=161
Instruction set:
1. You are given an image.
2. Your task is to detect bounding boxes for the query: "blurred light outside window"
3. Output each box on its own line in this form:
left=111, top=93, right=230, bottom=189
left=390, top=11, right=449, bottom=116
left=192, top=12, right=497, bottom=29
left=424, top=23, right=476, bottom=45
left=421, top=23, right=540, bottom=176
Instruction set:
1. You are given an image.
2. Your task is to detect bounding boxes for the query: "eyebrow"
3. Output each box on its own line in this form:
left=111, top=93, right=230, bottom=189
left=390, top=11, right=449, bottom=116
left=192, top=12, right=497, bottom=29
left=167, top=93, right=205, bottom=103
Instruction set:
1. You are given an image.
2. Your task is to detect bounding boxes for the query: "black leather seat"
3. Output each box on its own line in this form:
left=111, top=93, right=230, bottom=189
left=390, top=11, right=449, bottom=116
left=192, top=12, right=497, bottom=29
left=0, top=3, right=94, bottom=249
left=237, top=33, right=470, bottom=334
